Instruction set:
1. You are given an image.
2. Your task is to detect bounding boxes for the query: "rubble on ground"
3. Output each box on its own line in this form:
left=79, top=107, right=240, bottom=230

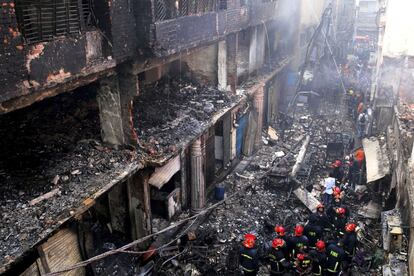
left=149, top=102, right=386, bottom=275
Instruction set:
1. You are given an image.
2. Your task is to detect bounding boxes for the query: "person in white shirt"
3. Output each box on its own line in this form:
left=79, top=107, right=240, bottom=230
left=323, top=172, right=336, bottom=207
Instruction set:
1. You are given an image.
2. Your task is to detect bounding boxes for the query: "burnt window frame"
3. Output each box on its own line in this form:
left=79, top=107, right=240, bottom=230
left=154, top=0, right=226, bottom=22
left=15, top=0, right=95, bottom=44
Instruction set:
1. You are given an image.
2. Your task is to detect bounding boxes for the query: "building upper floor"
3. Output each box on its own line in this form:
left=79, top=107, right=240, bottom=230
left=0, top=0, right=288, bottom=114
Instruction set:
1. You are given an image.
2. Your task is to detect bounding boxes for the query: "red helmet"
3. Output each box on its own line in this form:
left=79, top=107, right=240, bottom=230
left=316, top=240, right=326, bottom=251
left=272, top=238, right=286, bottom=249
left=275, top=225, right=286, bottom=236
left=333, top=187, right=341, bottom=195
left=334, top=160, right=342, bottom=167
left=345, top=223, right=357, bottom=232
left=336, top=207, right=346, bottom=216
left=243, top=233, right=256, bottom=248
left=297, top=253, right=305, bottom=261
left=316, top=203, right=324, bottom=210
left=294, top=225, right=304, bottom=236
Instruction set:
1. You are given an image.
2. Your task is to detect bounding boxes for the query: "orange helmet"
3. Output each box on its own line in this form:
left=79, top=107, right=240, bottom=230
left=275, top=225, right=286, bottom=237
left=272, top=238, right=286, bottom=249
left=294, top=225, right=304, bottom=236
left=345, top=223, right=357, bottom=232
left=336, top=207, right=346, bottom=216
left=316, top=240, right=326, bottom=251
left=243, top=233, right=256, bottom=248
left=297, top=253, right=305, bottom=261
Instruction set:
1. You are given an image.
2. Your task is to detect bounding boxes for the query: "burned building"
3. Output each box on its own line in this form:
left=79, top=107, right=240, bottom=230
left=0, top=0, right=305, bottom=274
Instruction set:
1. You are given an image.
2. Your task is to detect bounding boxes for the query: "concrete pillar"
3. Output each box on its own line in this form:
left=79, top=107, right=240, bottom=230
left=97, top=76, right=125, bottom=146
left=118, top=63, right=140, bottom=145
left=218, top=40, right=228, bottom=91
left=226, top=33, right=238, bottom=94
left=253, top=86, right=265, bottom=147
left=249, top=26, right=258, bottom=74
left=190, top=138, right=205, bottom=213
left=97, top=63, right=139, bottom=147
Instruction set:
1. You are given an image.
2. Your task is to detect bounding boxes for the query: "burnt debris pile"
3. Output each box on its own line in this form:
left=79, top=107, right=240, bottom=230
left=0, top=88, right=136, bottom=267
left=135, top=78, right=238, bottom=158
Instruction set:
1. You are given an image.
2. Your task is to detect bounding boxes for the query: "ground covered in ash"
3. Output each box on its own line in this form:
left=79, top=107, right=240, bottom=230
left=135, top=78, right=239, bottom=159
left=0, top=88, right=137, bottom=268
left=150, top=103, right=387, bottom=276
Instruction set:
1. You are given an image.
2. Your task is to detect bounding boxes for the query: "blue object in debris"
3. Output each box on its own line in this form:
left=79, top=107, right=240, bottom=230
left=215, top=185, right=225, bottom=200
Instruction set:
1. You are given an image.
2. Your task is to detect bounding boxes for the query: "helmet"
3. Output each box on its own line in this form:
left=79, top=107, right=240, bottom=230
left=275, top=225, right=286, bottom=237
left=243, top=233, right=256, bottom=248
left=272, top=238, right=286, bottom=249
left=336, top=207, right=346, bottom=216
left=345, top=223, right=357, bottom=232
left=333, top=187, right=341, bottom=194
left=294, top=225, right=304, bottom=236
left=316, top=203, right=324, bottom=210
left=297, top=253, right=305, bottom=261
left=333, top=160, right=342, bottom=167
left=315, top=240, right=326, bottom=251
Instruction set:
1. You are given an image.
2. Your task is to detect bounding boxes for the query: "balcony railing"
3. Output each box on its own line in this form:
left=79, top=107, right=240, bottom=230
left=154, top=0, right=226, bottom=22
left=15, top=0, right=93, bottom=44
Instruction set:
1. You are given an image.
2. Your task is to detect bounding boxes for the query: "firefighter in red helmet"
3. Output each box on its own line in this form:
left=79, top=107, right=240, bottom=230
left=342, top=223, right=358, bottom=272
left=239, top=233, right=260, bottom=275
left=309, top=240, right=327, bottom=276
left=289, top=225, right=309, bottom=259
left=267, top=238, right=292, bottom=275
left=294, top=253, right=313, bottom=275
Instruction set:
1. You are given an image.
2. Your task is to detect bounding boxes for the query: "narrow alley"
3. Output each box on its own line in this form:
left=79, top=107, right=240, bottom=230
left=0, top=0, right=413, bottom=276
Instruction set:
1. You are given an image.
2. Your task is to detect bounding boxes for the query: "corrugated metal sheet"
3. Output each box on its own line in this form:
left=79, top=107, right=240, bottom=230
left=362, top=137, right=390, bottom=183
left=149, top=155, right=181, bottom=189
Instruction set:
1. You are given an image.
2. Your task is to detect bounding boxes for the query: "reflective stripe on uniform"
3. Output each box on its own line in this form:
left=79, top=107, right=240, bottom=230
left=241, top=253, right=253, bottom=260
left=327, top=261, right=339, bottom=273
left=241, top=266, right=255, bottom=272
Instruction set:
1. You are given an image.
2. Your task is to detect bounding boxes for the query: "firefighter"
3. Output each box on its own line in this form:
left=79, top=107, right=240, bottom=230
left=275, top=225, right=290, bottom=259
left=331, top=207, right=348, bottom=238
left=325, top=241, right=345, bottom=276
left=239, top=233, right=260, bottom=275
left=331, top=160, right=344, bottom=182
left=268, top=238, right=292, bottom=275
left=332, top=187, right=343, bottom=201
left=304, top=218, right=323, bottom=249
left=309, top=240, right=327, bottom=276
left=289, top=225, right=309, bottom=258
left=309, top=203, right=330, bottom=234
left=294, top=253, right=313, bottom=275
left=342, top=223, right=358, bottom=271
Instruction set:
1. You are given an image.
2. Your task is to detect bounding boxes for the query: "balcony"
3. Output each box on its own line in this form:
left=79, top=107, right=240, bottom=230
left=136, top=0, right=278, bottom=57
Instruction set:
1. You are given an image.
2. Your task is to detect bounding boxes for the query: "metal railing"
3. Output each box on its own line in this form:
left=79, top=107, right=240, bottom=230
left=15, top=0, right=93, bottom=44
left=155, top=0, right=226, bottom=22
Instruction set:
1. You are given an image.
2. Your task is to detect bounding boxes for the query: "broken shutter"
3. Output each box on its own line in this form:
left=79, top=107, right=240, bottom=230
left=149, top=155, right=181, bottom=189
left=362, top=137, right=390, bottom=183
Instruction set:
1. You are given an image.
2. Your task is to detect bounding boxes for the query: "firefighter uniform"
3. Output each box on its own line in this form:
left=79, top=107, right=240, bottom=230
left=268, top=247, right=291, bottom=275
left=304, top=224, right=323, bottom=249
left=325, top=243, right=345, bottom=276
left=239, top=246, right=259, bottom=275
left=239, top=234, right=260, bottom=275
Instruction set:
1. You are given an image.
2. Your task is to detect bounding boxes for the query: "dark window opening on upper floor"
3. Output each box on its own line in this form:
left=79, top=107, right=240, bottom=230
left=154, top=0, right=226, bottom=22
left=15, top=0, right=94, bottom=44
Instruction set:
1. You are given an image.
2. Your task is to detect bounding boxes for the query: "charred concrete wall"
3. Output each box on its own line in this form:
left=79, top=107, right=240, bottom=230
left=387, top=108, right=414, bottom=274
left=0, top=0, right=114, bottom=113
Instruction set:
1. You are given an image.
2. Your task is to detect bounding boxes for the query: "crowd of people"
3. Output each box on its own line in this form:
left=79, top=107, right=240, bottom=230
left=238, top=150, right=366, bottom=275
